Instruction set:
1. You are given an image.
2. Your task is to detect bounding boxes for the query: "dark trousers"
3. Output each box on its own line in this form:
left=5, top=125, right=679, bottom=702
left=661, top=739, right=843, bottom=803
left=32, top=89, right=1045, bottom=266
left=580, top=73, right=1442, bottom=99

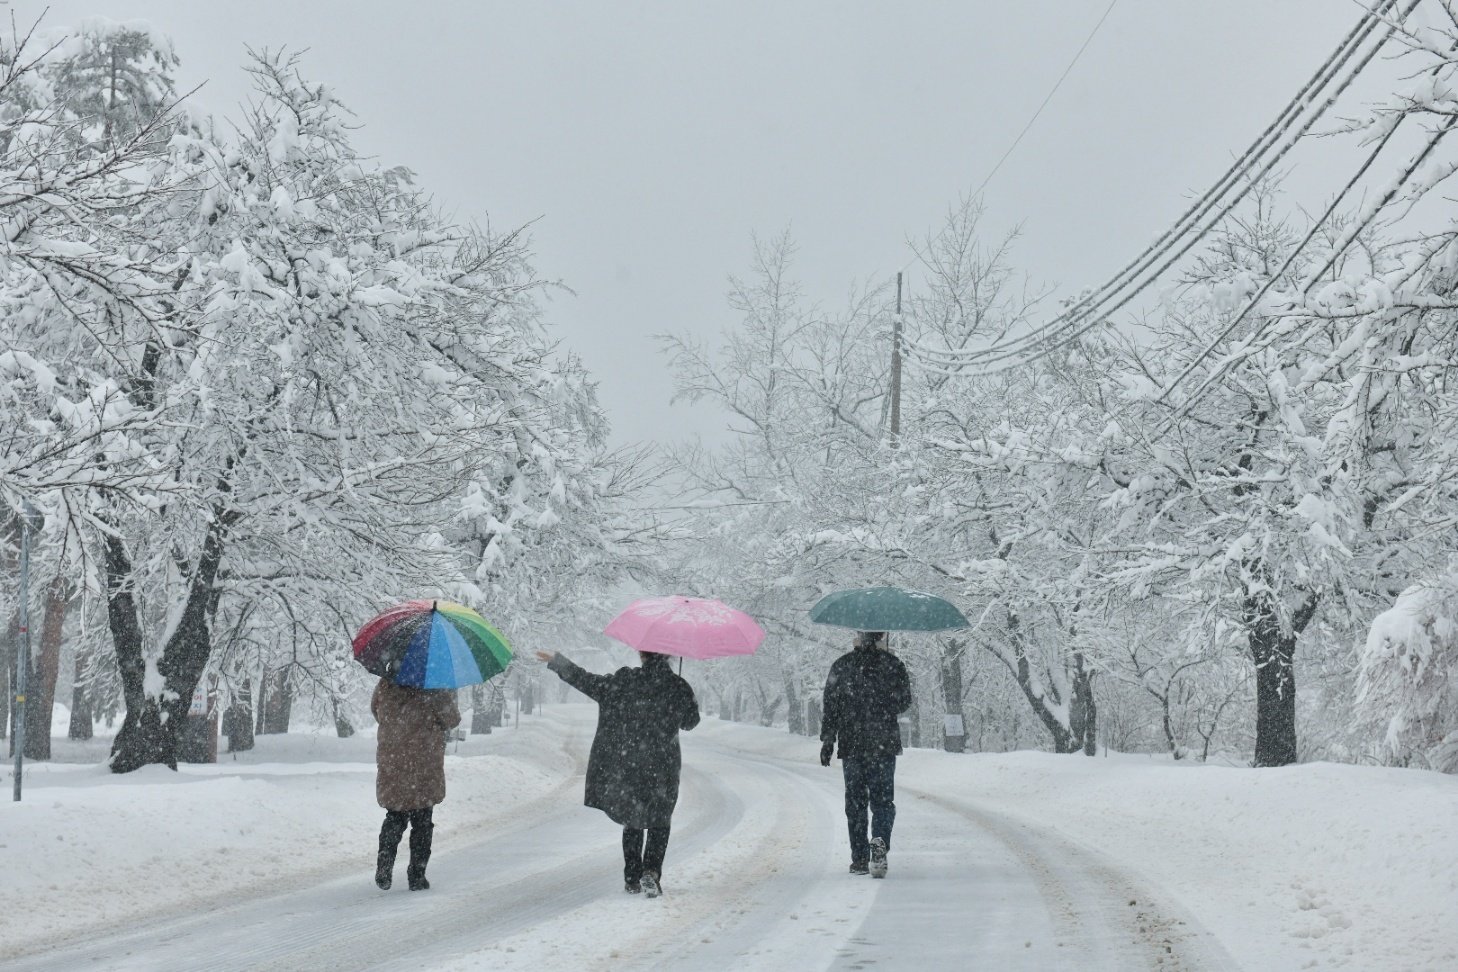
left=379, top=807, right=434, bottom=877
left=842, top=754, right=896, bottom=863
left=622, top=825, right=671, bottom=882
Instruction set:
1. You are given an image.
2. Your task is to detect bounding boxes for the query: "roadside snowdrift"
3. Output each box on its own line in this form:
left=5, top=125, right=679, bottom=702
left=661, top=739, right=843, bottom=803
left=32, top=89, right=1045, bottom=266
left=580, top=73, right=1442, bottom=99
left=3, top=707, right=1454, bottom=971
left=0, top=718, right=575, bottom=960
left=709, top=719, right=1458, bottom=972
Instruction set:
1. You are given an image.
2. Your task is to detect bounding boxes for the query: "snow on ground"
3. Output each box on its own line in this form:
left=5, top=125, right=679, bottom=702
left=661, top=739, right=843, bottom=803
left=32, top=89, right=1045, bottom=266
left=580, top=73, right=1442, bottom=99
left=1, top=704, right=1455, bottom=971
left=716, top=721, right=1458, bottom=972
left=0, top=713, right=574, bottom=962
left=950, top=753, right=1458, bottom=972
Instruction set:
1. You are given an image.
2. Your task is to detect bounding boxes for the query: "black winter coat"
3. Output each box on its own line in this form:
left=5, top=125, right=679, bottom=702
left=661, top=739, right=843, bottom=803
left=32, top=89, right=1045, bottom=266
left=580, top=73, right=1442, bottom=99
left=820, top=645, right=913, bottom=758
left=549, top=653, right=700, bottom=828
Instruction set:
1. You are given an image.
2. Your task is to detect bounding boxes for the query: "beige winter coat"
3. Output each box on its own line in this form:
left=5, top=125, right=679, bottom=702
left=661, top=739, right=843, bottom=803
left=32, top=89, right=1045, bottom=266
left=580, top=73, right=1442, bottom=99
left=372, top=679, right=461, bottom=811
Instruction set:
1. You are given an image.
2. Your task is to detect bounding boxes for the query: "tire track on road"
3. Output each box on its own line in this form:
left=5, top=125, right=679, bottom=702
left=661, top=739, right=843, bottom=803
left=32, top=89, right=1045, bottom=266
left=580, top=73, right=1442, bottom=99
left=3, top=727, right=593, bottom=972
left=375, top=760, right=749, bottom=972
left=902, top=784, right=1241, bottom=972
left=628, top=746, right=868, bottom=970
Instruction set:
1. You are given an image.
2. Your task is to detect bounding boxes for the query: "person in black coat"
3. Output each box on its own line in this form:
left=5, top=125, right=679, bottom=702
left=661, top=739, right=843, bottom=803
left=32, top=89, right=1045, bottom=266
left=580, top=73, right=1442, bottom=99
left=819, top=630, right=912, bottom=877
left=536, top=648, right=700, bottom=897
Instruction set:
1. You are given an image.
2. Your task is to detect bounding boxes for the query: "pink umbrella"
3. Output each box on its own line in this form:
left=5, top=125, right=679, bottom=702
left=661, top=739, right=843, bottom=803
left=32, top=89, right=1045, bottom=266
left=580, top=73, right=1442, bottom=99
left=604, top=596, right=765, bottom=660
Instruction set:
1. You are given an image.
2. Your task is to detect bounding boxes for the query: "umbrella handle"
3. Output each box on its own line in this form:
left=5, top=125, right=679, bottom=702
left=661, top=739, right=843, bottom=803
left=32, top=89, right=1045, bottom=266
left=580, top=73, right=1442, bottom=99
left=678, top=657, right=683, bottom=676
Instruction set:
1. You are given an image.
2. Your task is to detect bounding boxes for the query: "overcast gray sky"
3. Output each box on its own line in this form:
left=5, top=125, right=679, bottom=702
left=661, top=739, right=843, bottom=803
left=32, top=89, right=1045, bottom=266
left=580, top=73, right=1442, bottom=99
left=27, top=1, right=1378, bottom=447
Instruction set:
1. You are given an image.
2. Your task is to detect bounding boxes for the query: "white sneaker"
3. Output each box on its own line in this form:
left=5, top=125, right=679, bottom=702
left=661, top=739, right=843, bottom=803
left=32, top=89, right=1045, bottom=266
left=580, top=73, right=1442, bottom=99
left=869, top=838, right=888, bottom=879
left=642, top=870, right=662, bottom=898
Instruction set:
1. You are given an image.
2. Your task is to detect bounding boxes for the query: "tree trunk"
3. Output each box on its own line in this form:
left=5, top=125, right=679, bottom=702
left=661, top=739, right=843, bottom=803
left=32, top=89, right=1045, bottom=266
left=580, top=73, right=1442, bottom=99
left=1244, top=590, right=1315, bottom=768
left=110, top=526, right=226, bottom=772
left=1250, top=632, right=1296, bottom=766
left=783, top=670, right=804, bottom=734
left=21, top=649, right=45, bottom=760
left=1002, top=612, right=1075, bottom=753
left=759, top=694, right=783, bottom=727
left=108, top=450, right=239, bottom=772
left=68, top=647, right=93, bottom=740
left=1247, top=599, right=1298, bottom=767
left=23, top=578, right=68, bottom=760
left=1045, top=717, right=1076, bottom=753
left=1, top=519, right=13, bottom=742
left=223, top=678, right=255, bottom=753
left=1068, top=658, right=1097, bottom=756
left=104, top=532, right=175, bottom=772
left=1, top=614, right=12, bottom=744
left=254, top=674, right=267, bottom=735
left=332, top=698, right=355, bottom=738
left=259, top=667, right=293, bottom=734
left=0, top=629, right=8, bottom=742
left=940, top=639, right=967, bottom=753
left=901, top=643, right=922, bottom=748
left=470, top=684, right=494, bottom=734
left=1159, top=692, right=1182, bottom=759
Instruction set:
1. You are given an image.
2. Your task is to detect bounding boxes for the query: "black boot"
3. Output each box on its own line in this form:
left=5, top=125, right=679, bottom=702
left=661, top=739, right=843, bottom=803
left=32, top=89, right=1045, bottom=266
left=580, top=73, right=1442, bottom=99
left=622, top=826, right=645, bottom=893
left=376, top=812, right=406, bottom=890
left=407, top=809, right=433, bottom=891
left=376, top=852, right=395, bottom=890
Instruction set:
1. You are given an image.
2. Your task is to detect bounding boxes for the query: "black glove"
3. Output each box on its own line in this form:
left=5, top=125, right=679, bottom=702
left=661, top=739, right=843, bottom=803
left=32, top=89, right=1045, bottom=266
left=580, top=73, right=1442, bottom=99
left=819, top=741, right=834, bottom=766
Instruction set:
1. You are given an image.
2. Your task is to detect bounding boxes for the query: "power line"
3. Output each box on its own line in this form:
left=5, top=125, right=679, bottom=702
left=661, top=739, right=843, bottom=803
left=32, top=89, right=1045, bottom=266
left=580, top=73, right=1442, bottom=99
left=968, top=0, right=1120, bottom=203
left=901, top=0, right=1408, bottom=375
left=919, top=0, right=1403, bottom=370
left=891, top=0, right=1119, bottom=285
left=1153, top=2, right=1454, bottom=421
left=1157, top=112, right=1458, bottom=427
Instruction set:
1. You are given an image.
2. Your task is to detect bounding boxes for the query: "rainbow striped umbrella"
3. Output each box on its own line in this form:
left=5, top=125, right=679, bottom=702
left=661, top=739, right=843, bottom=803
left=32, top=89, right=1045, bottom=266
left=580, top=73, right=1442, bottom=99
left=352, top=600, right=512, bottom=689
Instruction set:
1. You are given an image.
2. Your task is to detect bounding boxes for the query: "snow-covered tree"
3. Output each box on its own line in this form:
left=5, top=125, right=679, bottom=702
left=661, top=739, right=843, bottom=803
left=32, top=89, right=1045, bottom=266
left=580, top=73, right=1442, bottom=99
left=1356, top=575, right=1458, bottom=772
left=4, top=30, right=644, bottom=770
left=0, top=17, right=190, bottom=755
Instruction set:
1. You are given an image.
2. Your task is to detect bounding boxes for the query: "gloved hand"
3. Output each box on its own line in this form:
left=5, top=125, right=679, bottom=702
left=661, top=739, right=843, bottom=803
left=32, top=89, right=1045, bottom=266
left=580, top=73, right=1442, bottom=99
left=819, top=741, right=834, bottom=767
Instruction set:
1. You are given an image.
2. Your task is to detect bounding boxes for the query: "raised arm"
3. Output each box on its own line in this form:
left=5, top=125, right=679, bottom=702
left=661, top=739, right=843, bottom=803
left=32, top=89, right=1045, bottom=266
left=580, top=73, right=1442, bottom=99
left=538, top=651, right=614, bottom=702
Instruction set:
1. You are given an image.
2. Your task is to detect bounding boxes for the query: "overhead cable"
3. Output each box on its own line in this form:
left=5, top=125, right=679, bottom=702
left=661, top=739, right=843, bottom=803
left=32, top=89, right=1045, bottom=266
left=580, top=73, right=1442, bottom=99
left=903, top=0, right=1408, bottom=375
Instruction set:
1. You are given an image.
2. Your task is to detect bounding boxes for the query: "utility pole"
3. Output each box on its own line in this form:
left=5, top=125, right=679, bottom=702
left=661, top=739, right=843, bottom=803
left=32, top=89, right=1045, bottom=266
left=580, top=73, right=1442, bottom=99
left=887, top=272, right=918, bottom=744
left=12, top=500, right=37, bottom=801
left=889, top=271, right=903, bottom=446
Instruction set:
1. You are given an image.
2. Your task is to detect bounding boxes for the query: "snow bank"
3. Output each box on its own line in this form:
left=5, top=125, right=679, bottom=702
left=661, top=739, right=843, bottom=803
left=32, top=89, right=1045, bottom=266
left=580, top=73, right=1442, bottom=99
left=713, top=722, right=1458, bottom=972
left=0, top=720, right=573, bottom=961
left=3, top=710, right=1454, bottom=971
left=935, top=751, right=1457, bottom=971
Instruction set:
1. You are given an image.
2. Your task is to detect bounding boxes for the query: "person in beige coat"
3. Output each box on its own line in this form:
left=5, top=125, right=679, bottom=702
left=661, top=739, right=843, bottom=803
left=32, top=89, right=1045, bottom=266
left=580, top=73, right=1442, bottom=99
left=372, top=678, right=461, bottom=890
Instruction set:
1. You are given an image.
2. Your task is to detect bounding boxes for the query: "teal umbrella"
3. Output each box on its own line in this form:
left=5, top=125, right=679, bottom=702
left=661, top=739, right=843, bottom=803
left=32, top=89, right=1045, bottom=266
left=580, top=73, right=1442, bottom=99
left=809, top=586, right=970, bottom=632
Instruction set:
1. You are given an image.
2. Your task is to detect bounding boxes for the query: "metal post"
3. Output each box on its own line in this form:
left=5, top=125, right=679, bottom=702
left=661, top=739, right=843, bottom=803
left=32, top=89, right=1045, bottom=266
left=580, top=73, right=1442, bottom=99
left=13, top=501, right=35, bottom=801
left=890, top=272, right=903, bottom=446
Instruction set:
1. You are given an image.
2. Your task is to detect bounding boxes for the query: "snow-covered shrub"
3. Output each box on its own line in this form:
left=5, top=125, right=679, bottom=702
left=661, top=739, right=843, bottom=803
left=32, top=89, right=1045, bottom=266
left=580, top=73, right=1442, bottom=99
left=1355, top=579, right=1458, bottom=773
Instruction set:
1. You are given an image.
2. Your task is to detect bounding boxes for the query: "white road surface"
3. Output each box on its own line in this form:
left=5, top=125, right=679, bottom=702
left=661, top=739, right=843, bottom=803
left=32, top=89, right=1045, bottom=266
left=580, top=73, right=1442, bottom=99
left=2, top=709, right=1239, bottom=971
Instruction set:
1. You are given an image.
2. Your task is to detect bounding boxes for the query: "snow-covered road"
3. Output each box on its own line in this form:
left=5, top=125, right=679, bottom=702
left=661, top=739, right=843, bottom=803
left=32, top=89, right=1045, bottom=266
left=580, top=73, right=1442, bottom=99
left=3, top=707, right=1238, bottom=971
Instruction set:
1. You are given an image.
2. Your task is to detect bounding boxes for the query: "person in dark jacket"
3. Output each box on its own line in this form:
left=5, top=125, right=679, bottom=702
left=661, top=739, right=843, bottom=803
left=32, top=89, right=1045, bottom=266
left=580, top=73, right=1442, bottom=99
left=372, top=678, right=461, bottom=891
left=536, top=648, right=700, bottom=897
left=819, top=630, right=912, bottom=877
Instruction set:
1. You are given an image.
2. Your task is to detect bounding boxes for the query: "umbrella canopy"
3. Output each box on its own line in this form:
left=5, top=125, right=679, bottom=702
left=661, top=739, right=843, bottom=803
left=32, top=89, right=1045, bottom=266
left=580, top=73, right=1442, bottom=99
left=353, top=600, right=512, bottom=689
left=809, top=586, right=970, bottom=632
left=604, top=596, right=765, bottom=660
